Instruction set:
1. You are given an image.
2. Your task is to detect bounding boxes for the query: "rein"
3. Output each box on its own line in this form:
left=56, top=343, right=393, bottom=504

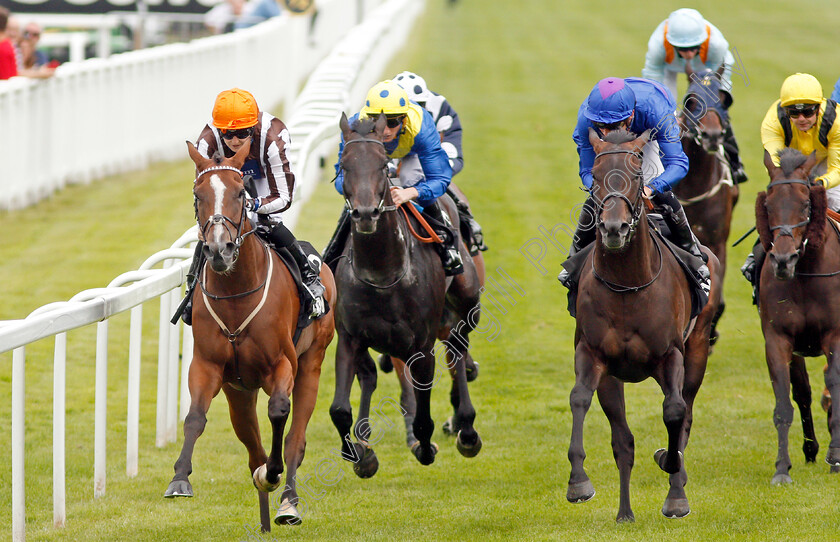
left=591, top=230, right=664, bottom=293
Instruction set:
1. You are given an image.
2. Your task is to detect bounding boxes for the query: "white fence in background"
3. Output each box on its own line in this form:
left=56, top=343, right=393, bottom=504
left=0, top=0, right=381, bottom=211
left=0, top=0, right=425, bottom=539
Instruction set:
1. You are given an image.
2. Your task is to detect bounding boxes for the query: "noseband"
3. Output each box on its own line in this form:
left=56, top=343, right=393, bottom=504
left=766, top=178, right=812, bottom=252
left=342, top=137, right=399, bottom=214
left=592, top=149, right=645, bottom=236
left=194, top=165, right=255, bottom=261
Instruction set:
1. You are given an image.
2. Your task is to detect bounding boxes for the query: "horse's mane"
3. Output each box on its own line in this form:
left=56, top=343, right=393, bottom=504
left=602, top=129, right=637, bottom=144
left=211, top=150, right=224, bottom=165
left=777, top=148, right=808, bottom=177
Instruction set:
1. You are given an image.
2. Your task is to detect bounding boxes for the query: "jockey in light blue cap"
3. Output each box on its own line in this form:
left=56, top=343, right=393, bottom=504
left=560, top=76, right=709, bottom=289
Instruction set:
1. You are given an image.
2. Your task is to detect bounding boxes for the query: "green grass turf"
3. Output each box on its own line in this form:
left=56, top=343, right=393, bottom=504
left=2, top=0, right=840, bottom=540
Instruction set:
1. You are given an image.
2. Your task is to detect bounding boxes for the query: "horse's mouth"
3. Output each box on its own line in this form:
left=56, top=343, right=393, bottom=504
left=208, top=253, right=236, bottom=274
left=353, top=221, right=379, bottom=235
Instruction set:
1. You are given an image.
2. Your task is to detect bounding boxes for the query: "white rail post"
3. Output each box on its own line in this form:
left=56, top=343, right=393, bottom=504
left=126, top=305, right=143, bottom=477
left=155, top=263, right=171, bottom=447
left=12, top=346, right=25, bottom=542
left=94, top=320, right=108, bottom=497
left=165, top=288, right=181, bottom=443
left=54, top=334, right=67, bottom=528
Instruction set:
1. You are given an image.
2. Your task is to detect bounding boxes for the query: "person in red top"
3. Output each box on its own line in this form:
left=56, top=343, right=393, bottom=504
left=0, top=7, right=19, bottom=80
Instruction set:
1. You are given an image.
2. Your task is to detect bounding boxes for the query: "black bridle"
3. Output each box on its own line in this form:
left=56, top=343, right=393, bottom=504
left=591, top=149, right=646, bottom=239
left=765, top=178, right=811, bottom=250
left=342, top=137, right=399, bottom=215
left=194, top=165, right=256, bottom=267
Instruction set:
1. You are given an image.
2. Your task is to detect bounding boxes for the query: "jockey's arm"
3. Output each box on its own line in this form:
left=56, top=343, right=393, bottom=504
left=641, top=24, right=667, bottom=84
left=252, top=123, right=294, bottom=214
left=412, top=110, right=453, bottom=208
left=819, top=109, right=840, bottom=189
left=649, top=125, right=689, bottom=193
left=572, top=112, right=595, bottom=189
left=760, top=102, right=786, bottom=167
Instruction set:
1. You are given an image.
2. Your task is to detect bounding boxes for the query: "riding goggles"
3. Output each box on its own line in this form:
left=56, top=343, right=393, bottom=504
left=593, top=120, right=627, bottom=131
left=385, top=115, right=405, bottom=129
left=221, top=127, right=255, bottom=140
left=675, top=46, right=700, bottom=53
left=785, top=105, right=819, bottom=119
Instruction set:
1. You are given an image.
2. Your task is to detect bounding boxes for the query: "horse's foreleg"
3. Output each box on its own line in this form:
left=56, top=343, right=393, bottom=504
left=596, top=377, right=635, bottom=523
left=765, top=334, right=795, bottom=484
left=274, top=346, right=323, bottom=526
left=654, top=348, right=686, bottom=476
left=823, top=343, right=840, bottom=469
left=354, top=348, right=377, bottom=443
left=790, top=355, right=818, bottom=463
left=329, top=331, right=359, bottom=462
left=164, top=358, right=223, bottom=498
left=391, top=357, right=418, bottom=447
left=567, top=343, right=602, bottom=504
left=406, top=348, right=438, bottom=465
left=223, top=385, right=272, bottom=532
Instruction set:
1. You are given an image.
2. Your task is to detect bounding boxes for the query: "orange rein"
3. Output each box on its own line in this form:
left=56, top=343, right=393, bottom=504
left=400, top=203, right=443, bottom=244
left=828, top=208, right=840, bottom=223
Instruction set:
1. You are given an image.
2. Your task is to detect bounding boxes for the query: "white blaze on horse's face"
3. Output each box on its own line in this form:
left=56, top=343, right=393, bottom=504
left=209, top=175, right=227, bottom=243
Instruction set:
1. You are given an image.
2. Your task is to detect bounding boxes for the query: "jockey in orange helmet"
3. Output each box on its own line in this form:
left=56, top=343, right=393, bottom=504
left=175, top=88, right=326, bottom=325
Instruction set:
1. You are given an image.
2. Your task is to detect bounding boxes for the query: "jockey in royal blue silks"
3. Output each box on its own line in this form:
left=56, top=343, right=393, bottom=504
left=323, top=80, right=464, bottom=276
left=559, top=76, right=710, bottom=289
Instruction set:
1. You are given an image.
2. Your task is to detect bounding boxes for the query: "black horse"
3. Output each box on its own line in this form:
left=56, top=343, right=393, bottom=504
left=329, top=113, right=483, bottom=476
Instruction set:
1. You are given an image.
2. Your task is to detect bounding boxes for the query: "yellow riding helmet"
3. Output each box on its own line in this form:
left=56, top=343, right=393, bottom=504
left=212, top=88, right=260, bottom=130
left=361, top=80, right=410, bottom=118
left=779, top=73, right=823, bottom=107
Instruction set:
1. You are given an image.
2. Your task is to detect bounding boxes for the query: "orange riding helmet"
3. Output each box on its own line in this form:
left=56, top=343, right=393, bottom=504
left=212, top=88, right=260, bottom=130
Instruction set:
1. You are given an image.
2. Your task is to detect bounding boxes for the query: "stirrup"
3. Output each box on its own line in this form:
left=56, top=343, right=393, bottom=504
left=740, top=254, right=755, bottom=284
left=443, top=248, right=464, bottom=276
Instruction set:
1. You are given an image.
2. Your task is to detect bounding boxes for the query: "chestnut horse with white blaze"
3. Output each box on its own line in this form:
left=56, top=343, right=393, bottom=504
left=163, top=141, right=336, bottom=531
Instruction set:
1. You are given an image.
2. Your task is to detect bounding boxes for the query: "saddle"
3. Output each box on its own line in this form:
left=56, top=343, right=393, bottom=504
left=260, top=233, right=324, bottom=344
left=561, top=216, right=708, bottom=320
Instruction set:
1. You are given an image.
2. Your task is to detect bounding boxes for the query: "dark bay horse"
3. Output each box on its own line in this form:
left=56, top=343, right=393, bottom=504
left=329, top=113, right=483, bottom=477
left=163, top=142, right=336, bottom=530
left=675, top=69, right=738, bottom=342
left=755, top=148, right=840, bottom=483
left=566, top=129, right=721, bottom=522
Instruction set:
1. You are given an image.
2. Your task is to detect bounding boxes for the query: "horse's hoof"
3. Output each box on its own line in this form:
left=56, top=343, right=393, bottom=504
left=378, top=354, right=393, bottom=373
left=825, top=447, right=840, bottom=467
left=456, top=430, right=482, bottom=458
left=566, top=480, right=595, bottom=503
left=411, top=441, right=439, bottom=465
left=771, top=473, right=793, bottom=485
left=662, top=498, right=691, bottom=518
left=831, top=464, right=840, bottom=474
left=163, top=479, right=193, bottom=498
left=442, top=416, right=456, bottom=436
left=803, top=440, right=819, bottom=463
left=615, top=512, right=635, bottom=523
left=352, top=443, right=379, bottom=479
left=709, top=329, right=720, bottom=346
left=654, top=448, right=683, bottom=474
left=820, top=391, right=832, bottom=413
left=252, top=464, right=282, bottom=492
left=274, top=498, right=302, bottom=526
left=466, top=361, right=479, bottom=382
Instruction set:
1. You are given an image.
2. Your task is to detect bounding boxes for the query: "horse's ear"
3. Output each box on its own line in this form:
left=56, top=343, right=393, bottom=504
left=228, top=137, right=251, bottom=170
left=802, top=151, right=819, bottom=176
left=187, top=141, right=211, bottom=170
left=632, top=129, right=652, bottom=154
left=588, top=127, right=603, bottom=151
left=763, top=150, right=779, bottom=178
left=755, top=192, right=772, bottom=251
left=715, top=63, right=725, bottom=79
left=340, top=111, right=351, bottom=138
left=374, top=113, right=387, bottom=134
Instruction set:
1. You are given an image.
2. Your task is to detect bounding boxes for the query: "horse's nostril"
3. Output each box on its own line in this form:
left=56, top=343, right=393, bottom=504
left=351, top=209, right=361, bottom=221
left=371, top=208, right=381, bottom=219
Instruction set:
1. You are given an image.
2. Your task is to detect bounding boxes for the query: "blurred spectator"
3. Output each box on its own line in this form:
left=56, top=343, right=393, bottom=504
left=205, top=0, right=282, bottom=34
left=6, top=14, right=21, bottom=68
left=18, top=22, right=54, bottom=79
left=0, top=6, right=18, bottom=80
left=832, top=76, right=840, bottom=103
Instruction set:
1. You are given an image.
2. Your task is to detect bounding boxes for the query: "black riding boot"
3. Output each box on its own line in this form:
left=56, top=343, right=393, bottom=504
left=558, top=196, right=597, bottom=287
left=172, top=241, right=205, bottom=326
left=723, top=125, right=748, bottom=184
left=268, top=223, right=327, bottom=319
left=658, top=196, right=711, bottom=289
left=322, top=208, right=351, bottom=271
left=424, top=201, right=464, bottom=276
left=740, top=240, right=765, bottom=304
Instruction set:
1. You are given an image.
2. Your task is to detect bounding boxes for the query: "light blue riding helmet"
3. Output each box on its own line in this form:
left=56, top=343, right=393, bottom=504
left=666, top=8, right=706, bottom=48
left=583, top=77, right=636, bottom=124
